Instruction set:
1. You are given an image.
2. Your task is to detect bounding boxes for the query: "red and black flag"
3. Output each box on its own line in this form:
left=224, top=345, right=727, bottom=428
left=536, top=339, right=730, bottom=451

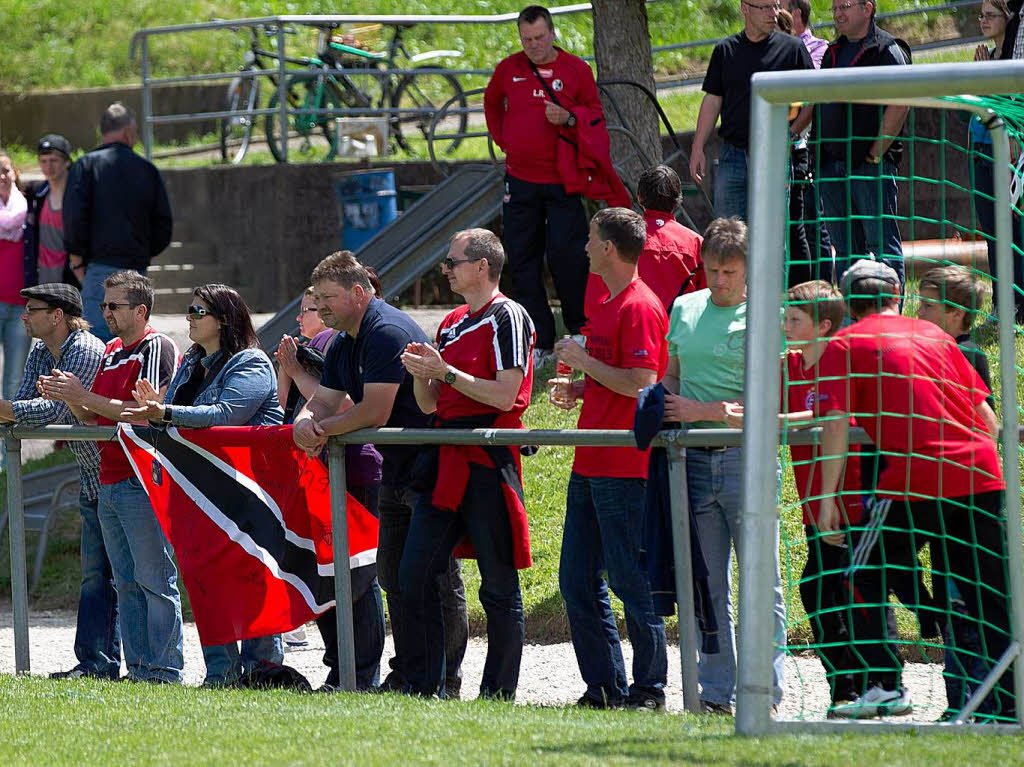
left=117, top=424, right=377, bottom=646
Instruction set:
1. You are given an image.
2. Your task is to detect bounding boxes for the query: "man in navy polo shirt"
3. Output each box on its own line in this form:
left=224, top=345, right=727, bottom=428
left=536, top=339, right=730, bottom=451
left=292, top=251, right=468, bottom=697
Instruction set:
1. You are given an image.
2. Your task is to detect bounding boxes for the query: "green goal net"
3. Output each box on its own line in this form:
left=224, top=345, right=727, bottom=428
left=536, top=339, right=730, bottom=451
left=776, top=94, right=1023, bottom=724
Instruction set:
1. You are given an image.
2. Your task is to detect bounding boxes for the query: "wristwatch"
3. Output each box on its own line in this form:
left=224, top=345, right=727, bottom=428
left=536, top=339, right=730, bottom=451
left=161, top=405, right=174, bottom=424
left=565, top=113, right=577, bottom=128
left=866, top=153, right=882, bottom=165
left=443, top=367, right=457, bottom=385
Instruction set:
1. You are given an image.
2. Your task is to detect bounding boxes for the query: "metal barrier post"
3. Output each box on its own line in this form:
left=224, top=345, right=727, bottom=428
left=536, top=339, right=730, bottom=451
left=667, top=441, right=701, bottom=713
left=327, top=438, right=357, bottom=691
left=989, top=119, right=1024, bottom=724
left=736, top=86, right=789, bottom=736
left=140, top=35, right=153, bottom=160
left=4, top=436, right=30, bottom=673
left=276, top=25, right=289, bottom=164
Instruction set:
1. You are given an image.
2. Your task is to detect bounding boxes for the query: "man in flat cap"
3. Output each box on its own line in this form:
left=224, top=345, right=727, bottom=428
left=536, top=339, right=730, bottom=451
left=0, top=284, right=119, bottom=680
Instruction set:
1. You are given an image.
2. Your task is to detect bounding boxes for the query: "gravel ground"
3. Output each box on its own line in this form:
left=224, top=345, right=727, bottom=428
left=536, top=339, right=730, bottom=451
left=0, top=608, right=951, bottom=721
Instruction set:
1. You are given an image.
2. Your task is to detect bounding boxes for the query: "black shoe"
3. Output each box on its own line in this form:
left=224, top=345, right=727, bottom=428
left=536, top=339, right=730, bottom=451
left=576, top=691, right=624, bottom=709
left=445, top=676, right=462, bottom=701
left=624, top=687, right=666, bottom=711
left=699, top=699, right=734, bottom=716
left=379, top=671, right=406, bottom=693
left=49, top=666, right=115, bottom=681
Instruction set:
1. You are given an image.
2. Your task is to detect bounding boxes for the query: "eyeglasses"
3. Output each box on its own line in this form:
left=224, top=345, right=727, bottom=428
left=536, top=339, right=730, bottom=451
left=744, top=1, right=781, bottom=11
left=978, top=12, right=1005, bottom=21
left=185, top=304, right=214, bottom=319
left=23, top=306, right=53, bottom=314
left=99, top=302, right=135, bottom=312
left=441, top=256, right=484, bottom=270
left=832, top=1, right=865, bottom=14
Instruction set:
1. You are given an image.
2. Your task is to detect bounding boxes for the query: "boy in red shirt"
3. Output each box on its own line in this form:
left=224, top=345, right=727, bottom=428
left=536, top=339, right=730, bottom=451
left=816, top=259, right=1013, bottom=720
left=550, top=207, right=668, bottom=710
left=727, top=280, right=864, bottom=708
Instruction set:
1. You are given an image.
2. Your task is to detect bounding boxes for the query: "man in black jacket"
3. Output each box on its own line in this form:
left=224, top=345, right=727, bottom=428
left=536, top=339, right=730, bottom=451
left=816, top=1, right=911, bottom=292
left=63, top=103, right=173, bottom=342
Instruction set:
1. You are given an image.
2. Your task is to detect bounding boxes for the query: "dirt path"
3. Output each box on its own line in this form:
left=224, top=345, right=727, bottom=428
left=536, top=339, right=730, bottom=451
left=0, top=608, right=951, bottom=721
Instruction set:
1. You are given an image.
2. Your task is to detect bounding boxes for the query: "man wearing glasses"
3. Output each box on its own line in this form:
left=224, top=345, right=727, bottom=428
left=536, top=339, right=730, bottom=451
left=816, top=1, right=911, bottom=290
left=0, top=284, right=115, bottom=681
left=40, top=270, right=184, bottom=684
left=399, top=229, right=536, bottom=700
left=690, top=0, right=813, bottom=220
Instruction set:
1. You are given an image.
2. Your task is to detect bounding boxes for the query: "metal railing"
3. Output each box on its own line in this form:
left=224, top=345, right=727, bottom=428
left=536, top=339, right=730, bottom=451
left=4, top=422, right=874, bottom=705
left=128, top=0, right=988, bottom=162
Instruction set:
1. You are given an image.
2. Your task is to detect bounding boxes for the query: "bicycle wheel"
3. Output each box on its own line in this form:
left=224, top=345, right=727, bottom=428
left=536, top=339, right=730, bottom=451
left=391, top=67, right=467, bottom=155
left=220, top=68, right=261, bottom=164
left=265, top=74, right=347, bottom=163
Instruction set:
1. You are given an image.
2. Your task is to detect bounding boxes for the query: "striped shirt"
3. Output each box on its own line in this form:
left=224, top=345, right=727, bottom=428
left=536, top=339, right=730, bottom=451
left=11, top=330, right=106, bottom=500
left=92, top=327, right=180, bottom=485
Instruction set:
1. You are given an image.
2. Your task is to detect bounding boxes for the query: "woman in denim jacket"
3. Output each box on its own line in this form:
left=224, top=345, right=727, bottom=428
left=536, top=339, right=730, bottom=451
left=127, top=283, right=284, bottom=685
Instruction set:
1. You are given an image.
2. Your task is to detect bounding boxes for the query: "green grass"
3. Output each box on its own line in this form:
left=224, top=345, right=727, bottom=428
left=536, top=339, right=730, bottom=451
left=1, top=674, right=1022, bottom=765
left=3, top=1, right=976, bottom=93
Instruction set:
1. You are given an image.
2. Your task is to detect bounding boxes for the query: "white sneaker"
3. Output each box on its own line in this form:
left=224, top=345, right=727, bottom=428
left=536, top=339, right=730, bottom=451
left=829, top=684, right=912, bottom=719
left=532, top=348, right=555, bottom=369
left=283, top=626, right=308, bottom=648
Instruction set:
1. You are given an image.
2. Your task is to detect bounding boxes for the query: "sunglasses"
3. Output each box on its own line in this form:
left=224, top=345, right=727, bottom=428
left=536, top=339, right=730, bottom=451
left=99, top=301, right=136, bottom=312
left=441, top=256, right=484, bottom=270
left=186, top=304, right=215, bottom=319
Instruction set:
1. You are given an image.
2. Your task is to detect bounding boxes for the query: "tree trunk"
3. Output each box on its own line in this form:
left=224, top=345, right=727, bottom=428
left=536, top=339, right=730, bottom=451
left=591, top=0, right=662, bottom=198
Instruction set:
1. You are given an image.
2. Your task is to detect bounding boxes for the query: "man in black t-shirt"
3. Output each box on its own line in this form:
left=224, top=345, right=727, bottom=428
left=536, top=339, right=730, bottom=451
left=293, top=251, right=469, bottom=697
left=816, top=1, right=911, bottom=290
left=689, top=1, right=813, bottom=220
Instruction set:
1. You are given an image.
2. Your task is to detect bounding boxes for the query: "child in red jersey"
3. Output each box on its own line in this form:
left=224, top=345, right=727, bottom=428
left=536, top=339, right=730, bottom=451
left=726, top=280, right=863, bottom=708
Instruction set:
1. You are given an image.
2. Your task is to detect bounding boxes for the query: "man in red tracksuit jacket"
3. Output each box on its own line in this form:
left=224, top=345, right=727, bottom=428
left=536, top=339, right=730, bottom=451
left=484, top=5, right=605, bottom=364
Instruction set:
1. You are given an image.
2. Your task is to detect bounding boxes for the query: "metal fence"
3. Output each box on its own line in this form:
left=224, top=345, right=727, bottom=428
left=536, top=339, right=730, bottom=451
left=128, top=0, right=988, bottom=161
left=743, top=59, right=1024, bottom=736
left=4, top=421, right=877, bottom=706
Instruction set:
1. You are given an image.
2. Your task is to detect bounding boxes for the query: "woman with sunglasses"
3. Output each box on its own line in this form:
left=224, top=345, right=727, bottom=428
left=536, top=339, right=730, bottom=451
left=275, top=275, right=388, bottom=691
left=124, top=283, right=285, bottom=686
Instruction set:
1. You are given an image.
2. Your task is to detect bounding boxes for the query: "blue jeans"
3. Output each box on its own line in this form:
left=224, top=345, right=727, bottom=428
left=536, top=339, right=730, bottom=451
left=559, top=473, right=667, bottom=701
left=399, top=464, right=524, bottom=698
left=202, top=634, right=284, bottom=685
left=97, top=475, right=184, bottom=683
left=81, top=263, right=146, bottom=344
left=687, top=447, right=785, bottom=706
left=714, top=142, right=749, bottom=221
left=819, top=159, right=905, bottom=291
left=0, top=301, right=29, bottom=399
left=74, top=490, right=121, bottom=678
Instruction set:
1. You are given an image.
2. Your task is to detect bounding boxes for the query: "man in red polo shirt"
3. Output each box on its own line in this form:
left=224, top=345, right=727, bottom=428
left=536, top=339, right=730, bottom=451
left=484, top=4, right=603, bottom=365
left=816, top=259, right=1014, bottom=720
left=550, top=207, right=668, bottom=710
left=400, top=228, right=535, bottom=700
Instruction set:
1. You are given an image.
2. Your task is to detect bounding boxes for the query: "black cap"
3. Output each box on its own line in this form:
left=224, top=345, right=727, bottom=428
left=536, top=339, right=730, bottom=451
left=839, top=258, right=901, bottom=297
left=20, top=283, right=84, bottom=317
left=37, top=134, right=72, bottom=159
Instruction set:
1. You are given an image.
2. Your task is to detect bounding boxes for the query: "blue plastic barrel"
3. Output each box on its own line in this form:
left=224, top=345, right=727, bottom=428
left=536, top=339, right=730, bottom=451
left=336, top=170, right=399, bottom=252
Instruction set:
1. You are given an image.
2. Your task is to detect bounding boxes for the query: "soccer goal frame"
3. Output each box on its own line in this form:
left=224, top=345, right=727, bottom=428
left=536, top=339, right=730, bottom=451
left=739, top=61, right=1024, bottom=736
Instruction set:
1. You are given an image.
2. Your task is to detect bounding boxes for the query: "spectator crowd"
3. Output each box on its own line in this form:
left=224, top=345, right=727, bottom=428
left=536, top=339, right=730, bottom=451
left=1, top=2, right=1022, bottom=722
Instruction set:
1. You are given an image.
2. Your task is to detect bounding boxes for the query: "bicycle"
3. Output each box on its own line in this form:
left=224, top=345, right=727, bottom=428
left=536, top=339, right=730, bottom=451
left=220, top=23, right=468, bottom=164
